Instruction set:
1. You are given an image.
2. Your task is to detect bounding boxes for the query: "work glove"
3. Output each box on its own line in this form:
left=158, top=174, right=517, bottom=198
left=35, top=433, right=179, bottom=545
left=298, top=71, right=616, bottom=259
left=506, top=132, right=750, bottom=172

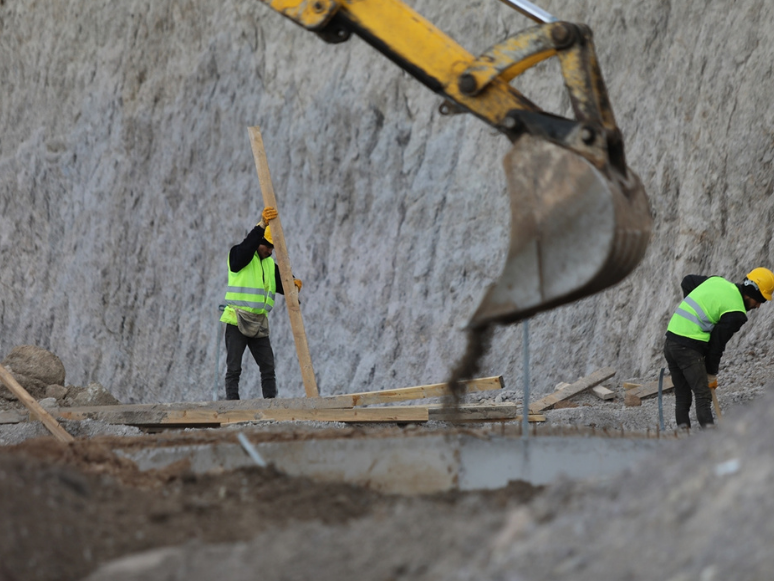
left=708, top=374, right=718, bottom=389
left=257, top=206, right=278, bottom=228
left=293, top=278, right=303, bottom=291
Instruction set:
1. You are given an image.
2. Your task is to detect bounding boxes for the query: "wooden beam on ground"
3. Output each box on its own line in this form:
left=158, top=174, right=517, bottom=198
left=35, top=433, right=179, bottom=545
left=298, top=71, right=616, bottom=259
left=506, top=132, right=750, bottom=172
left=629, top=376, right=674, bottom=400
left=624, top=391, right=642, bottom=407
left=0, top=363, right=74, bottom=443
left=46, top=396, right=347, bottom=417
left=35, top=375, right=503, bottom=422
left=529, top=367, right=616, bottom=413
left=424, top=403, right=544, bottom=422
left=592, top=386, right=615, bottom=401
left=322, top=376, right=505, bottom=408
left=0, top=409, right=26, bottom=424
left=34, top=376, right=503, bottom=427
left=220, top=406, right=428, bottom=424
left=54, top=406, right=429, bottom=426
left=248, top=126, right=319, bottom=398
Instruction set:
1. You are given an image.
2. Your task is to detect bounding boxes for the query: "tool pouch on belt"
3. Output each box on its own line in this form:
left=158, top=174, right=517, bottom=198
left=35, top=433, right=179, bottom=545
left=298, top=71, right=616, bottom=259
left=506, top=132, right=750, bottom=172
left=235, top=309, right=269, bottom=338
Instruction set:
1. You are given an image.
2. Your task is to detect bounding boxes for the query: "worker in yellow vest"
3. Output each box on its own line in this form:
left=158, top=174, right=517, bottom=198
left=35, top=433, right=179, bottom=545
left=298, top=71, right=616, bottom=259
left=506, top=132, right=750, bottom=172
left=664, top=267, right=774, bottom=428
left=220, top=207, right=302, bottom=400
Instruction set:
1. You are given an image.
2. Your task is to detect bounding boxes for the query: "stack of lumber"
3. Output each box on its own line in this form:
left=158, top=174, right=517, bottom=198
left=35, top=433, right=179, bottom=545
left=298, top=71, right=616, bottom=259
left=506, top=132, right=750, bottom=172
left=5, top=367, right=637, bottom=431
left=623, top=376, right=674, bottom=406
left=9, top=375, right=546, bottom=429
left=528, top=368, right=616, bottom=414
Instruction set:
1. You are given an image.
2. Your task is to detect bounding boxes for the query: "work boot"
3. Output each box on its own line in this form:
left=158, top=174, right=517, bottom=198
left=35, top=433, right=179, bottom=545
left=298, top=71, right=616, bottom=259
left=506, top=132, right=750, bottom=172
left=226, top=392, right=240, bottom=401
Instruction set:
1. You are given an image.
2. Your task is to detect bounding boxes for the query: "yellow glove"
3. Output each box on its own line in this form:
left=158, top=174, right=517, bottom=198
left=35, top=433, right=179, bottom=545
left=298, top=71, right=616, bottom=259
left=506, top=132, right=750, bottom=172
left=708, top=374, right=718, bottom=389
left=257, top=207, right=278, bottom=227
left=293, top=278, right=303, bottom=291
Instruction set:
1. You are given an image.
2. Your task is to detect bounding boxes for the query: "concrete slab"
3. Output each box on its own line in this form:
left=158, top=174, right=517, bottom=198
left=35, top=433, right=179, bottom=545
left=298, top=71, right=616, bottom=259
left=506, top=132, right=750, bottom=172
left=116, top=433, right=673, bottom=494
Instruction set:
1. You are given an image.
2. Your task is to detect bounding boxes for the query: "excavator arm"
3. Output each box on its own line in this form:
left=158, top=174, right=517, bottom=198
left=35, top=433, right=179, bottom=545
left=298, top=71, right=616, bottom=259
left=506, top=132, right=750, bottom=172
left=257, top=0, right=652, bottom=327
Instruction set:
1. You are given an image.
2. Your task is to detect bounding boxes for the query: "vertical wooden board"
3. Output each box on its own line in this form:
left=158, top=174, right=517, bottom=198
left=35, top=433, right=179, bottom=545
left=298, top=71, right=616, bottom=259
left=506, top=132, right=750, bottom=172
left=248, top=126, right=319, bottom=397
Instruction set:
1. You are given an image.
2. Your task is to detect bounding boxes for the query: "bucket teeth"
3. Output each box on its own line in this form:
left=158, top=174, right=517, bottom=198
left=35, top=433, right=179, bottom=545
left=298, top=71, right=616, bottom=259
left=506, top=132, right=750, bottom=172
left=469, top=135, right=652, bottom=327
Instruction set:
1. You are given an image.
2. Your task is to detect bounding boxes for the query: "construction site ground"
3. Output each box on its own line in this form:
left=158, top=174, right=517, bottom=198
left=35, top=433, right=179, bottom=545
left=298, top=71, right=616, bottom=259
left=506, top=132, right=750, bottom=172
left=2, top=422, right=544, bottom=581
left=3, top=361, right=774, bottom=581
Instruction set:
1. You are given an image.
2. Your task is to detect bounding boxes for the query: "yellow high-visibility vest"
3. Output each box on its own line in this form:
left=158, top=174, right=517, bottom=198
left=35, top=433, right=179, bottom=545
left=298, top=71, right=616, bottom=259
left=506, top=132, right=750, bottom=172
left=220, top=254, right=276, bottom=326
left=667, top=277, right=744, bottom=342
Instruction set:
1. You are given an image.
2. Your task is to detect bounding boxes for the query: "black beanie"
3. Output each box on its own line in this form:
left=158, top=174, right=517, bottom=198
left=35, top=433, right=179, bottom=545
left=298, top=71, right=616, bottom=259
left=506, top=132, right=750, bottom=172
left=741, top=279, right=767, bottom=303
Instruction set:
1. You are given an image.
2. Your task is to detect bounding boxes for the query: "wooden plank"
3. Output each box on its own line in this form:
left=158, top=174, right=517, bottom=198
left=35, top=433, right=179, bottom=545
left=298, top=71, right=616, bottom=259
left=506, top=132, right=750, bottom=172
left=529, top=368, right=616, bottom=413
left=0, top=409, right=26, bottom=424
left=55, top=408, right=212, bottom=425
left=624, top=391, right=642, bottom=407
left=323, top=376, right=504, bottom=407
left=56, top=396, right=345, bottom=416
left=222, top=407, right=429, bottom=424
left=425, top=403, right=545, bottom=422
left=431, top=414, right=545, bottom=423
left=48, top=375, right=504, bottom=420
left=55, top=406, right=429, bottom=426
left=592, top=386, right=615, bottom=401
left=0, top=363, right=74, bottom=443
left=629, top=376, right=674, bottom=400
left=248, top=126, right=319, bottom=398
left=622, top=382, right=642, bottom=391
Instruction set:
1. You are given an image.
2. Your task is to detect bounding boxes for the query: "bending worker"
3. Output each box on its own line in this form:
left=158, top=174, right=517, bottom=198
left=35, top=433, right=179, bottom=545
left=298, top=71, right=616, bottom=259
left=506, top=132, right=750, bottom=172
left=220, top=207, right=302, bottom=400
left=664, top=267, right=774, bottom=428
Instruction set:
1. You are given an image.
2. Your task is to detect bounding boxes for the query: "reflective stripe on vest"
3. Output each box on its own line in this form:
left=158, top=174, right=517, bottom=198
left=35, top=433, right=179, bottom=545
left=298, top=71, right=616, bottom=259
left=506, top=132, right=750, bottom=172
left=666, top=277, right=745, bottom=342
left=675, top=296, right=714, bottom=333
left=225, top=286, right=276, bottom=310
left=220, top=254, right=276, bottom=325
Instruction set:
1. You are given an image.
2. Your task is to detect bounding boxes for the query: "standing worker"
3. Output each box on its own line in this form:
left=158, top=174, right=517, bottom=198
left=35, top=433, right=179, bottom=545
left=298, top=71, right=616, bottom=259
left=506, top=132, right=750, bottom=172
left=220, top=207, right=302, bottom=400
left=663, top=267, right=774, bottom=429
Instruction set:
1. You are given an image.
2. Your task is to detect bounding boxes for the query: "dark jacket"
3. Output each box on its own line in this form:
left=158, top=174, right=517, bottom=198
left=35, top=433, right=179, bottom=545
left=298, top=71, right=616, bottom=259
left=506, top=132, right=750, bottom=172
left=228, top=225, right=286, bottom=295
left=665, top=274, right=747, bottom=374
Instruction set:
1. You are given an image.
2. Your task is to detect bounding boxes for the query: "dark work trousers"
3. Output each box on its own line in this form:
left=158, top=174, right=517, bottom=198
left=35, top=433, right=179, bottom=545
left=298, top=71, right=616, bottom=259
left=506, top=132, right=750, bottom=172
left=663, top=336, right=714, bottom=428
left=224, top=323, right=277, bottom=400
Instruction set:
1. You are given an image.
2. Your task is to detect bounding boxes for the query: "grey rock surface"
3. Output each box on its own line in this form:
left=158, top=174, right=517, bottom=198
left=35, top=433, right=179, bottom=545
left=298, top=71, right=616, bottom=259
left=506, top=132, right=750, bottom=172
left=45, top=384, right=69, bottom=401
left=0, top=418, right=142, bottom=446
left=66, top=382, right=122, bottom=407
left=2, top=0, right=774, bottom=410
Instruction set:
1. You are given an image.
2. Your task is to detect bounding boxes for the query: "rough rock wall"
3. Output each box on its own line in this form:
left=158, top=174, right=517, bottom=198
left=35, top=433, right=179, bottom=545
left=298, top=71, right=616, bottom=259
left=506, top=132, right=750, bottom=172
left=2, top=0, right=774, bottom=402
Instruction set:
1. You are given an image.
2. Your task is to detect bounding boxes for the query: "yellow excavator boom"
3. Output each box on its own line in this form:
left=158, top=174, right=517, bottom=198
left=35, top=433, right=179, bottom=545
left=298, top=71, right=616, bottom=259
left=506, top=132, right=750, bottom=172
left=257, top=0, right=652, bottom=328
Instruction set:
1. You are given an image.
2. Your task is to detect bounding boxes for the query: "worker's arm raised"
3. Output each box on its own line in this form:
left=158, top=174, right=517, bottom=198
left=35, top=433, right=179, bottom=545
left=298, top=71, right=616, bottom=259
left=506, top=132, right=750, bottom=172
left=229, top=226, right=266, bottom=272
left=257, top=206, right=278, bottom=229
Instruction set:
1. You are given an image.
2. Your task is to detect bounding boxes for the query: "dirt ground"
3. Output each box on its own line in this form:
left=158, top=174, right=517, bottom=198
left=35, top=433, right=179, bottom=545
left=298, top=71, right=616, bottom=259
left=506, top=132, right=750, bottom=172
left=2, top=364, right=772, bottom=581
left=0, top=427, right=543, bottom=581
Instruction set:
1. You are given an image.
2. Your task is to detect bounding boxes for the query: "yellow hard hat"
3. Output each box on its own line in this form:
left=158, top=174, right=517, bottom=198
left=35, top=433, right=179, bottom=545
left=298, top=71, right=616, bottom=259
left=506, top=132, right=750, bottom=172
left=746, top=267, right=774, bottom=301
left=263, top=225, right=273, bottom=246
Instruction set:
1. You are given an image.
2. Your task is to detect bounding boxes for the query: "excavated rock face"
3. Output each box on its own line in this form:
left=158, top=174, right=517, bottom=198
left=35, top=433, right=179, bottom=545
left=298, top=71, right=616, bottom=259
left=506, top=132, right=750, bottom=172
left=1, top=1, right=774, bottom=403
left=1, top=345, right=66, bottom=399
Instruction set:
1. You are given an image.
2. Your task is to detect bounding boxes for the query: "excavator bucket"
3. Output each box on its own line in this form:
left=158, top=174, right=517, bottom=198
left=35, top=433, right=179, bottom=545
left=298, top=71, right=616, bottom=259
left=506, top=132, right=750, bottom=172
left=469, top=134, right=652, bottom=328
